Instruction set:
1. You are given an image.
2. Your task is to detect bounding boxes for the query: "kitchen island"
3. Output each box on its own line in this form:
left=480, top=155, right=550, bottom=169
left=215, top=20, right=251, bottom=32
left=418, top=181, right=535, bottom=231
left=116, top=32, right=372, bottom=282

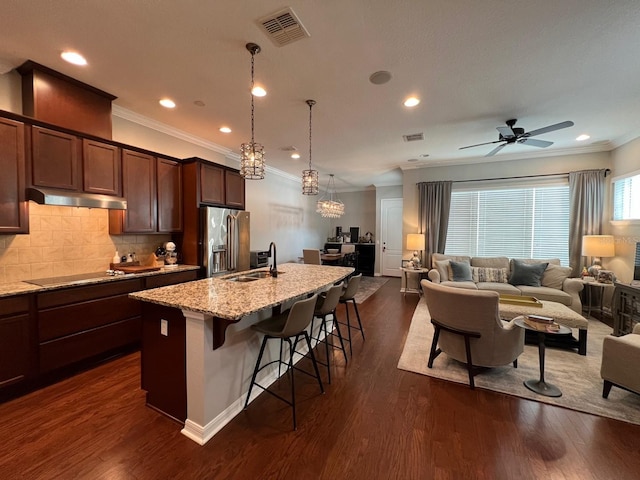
left=129, top=262, right=353, bottom=445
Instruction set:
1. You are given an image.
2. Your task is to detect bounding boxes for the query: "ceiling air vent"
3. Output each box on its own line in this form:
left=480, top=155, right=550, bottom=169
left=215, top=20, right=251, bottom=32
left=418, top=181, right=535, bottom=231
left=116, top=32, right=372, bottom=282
left=257, top=7, right=310, bottom=47
left=403, top=133, right=424, bottom=142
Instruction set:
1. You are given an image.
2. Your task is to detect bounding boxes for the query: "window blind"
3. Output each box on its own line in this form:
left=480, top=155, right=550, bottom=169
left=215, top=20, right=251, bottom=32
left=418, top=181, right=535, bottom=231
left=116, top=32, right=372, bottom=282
left=445, top=185, right=570, bottom=265
left=613, top=173, right=640, bottom=220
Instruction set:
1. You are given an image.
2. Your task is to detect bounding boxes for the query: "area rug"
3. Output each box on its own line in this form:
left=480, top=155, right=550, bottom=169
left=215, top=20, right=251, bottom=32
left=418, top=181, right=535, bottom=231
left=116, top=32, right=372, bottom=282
left=398, top=298, right=640, bottom=425
left=354, top=276, right=390, bottom=304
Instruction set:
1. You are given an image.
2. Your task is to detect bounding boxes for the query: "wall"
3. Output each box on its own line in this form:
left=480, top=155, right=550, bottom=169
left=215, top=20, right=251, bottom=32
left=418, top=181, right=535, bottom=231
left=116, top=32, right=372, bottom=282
left=0, top=203, right=168, bottom=283
left=402, top=152, right=612, bottom=268
left=606, top=136, right=640, bottom=282
left=325, top=189, right=376, bottom=242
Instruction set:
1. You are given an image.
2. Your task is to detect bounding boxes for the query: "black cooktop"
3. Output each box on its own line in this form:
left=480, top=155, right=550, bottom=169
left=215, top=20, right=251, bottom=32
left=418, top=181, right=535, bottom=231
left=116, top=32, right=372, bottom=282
left=24, top=272, right=114, bottom=287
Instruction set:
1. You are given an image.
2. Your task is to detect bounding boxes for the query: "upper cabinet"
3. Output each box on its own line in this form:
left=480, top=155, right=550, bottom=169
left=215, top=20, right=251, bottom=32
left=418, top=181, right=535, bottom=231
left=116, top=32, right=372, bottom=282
left=82, top=139, right=121, bottom=196
left=157, top=158, right=183, bottom=233
left=29, top=126, right=81, bottom=190
left=199, top=162, right=225, bottom=205
left=0, top=118, right=28, bottom=234
left=224, top=169, right=245, bottom=209
left=109, top=151, right=183, bottom=234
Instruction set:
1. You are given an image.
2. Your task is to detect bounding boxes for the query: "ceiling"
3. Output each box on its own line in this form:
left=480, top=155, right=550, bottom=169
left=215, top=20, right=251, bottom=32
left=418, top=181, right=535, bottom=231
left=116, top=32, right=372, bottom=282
left=2, top=0, right=640, bottom=191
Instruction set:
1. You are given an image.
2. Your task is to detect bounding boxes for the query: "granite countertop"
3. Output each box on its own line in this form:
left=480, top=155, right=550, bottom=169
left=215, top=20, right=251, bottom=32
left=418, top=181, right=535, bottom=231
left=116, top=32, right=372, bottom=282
left=129, top=262, right=354, bottom=320
left=0, top=265, right=201, bottom=298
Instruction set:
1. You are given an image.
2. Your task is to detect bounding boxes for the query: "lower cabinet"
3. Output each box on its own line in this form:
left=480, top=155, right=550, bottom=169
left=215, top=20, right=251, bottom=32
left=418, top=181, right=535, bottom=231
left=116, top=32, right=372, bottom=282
left=0, top=296, right=31, bottom=390
left=37, top=279, right=144, bottom=373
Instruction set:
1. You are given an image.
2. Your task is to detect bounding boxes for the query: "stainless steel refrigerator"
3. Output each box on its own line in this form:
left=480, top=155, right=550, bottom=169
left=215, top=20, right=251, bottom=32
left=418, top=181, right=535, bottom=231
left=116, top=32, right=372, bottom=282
left=201, top=207, right=250, bottom=277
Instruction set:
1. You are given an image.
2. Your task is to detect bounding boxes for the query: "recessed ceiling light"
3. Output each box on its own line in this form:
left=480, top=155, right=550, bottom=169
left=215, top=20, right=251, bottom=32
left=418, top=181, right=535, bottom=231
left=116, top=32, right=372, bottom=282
left=252, top=86, right=267, bottom=97
left=219, top=127, right=232, bottom=133
left=576, top=134, right=590, bottom=141
left=60, top=51, right=87, bottom=66
left=404, top=97, right=420, bottom=107
left=159, top=99, right=176, bottom=109
left=291, top=153, right=301, bottom=159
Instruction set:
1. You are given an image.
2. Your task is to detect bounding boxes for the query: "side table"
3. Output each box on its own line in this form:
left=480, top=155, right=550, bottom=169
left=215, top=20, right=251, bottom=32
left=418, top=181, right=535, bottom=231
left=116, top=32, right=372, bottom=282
left=400, top=267, right=429, bottom=296
left=581, top=280, right=615, bottom=318
left=514, top=317, right=572, bottom=397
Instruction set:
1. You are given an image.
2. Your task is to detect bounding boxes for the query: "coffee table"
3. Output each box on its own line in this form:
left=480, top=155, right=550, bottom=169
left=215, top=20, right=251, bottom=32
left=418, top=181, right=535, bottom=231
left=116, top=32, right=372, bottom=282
left=514, top=317, right=572, bottom=397
left=499, top=299, right=589, bottom=355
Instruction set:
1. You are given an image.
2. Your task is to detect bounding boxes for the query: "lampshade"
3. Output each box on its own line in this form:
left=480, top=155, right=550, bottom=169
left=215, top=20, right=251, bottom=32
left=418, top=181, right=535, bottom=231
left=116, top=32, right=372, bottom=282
left=407, top=234, right=425, bottom=252
left=582, top=235, right=615, bottom=258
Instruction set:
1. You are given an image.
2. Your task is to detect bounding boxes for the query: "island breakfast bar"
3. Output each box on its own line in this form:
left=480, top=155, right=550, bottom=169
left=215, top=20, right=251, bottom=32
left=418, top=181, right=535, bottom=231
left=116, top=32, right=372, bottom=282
left=129, top=262, right=353, bottom=445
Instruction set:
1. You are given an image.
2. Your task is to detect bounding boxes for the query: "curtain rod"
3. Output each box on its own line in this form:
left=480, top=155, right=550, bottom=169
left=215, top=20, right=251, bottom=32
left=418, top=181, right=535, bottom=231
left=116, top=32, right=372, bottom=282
left=444, top=168, right=611, bottom=184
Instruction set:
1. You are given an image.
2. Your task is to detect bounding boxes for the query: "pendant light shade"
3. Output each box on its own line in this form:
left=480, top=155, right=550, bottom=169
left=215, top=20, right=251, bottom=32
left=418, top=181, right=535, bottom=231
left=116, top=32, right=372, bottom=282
left=240, top=42, right=265, bottom=180
left=316, top=174, right=345, bottom=218
left=302, top=99, right=319, bottom=195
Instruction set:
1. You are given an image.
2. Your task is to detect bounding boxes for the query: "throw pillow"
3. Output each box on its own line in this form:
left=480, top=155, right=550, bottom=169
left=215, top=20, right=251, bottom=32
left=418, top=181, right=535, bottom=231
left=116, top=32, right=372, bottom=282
left=541, top=264, right=573, bottom=290
left=472, top=266, right=508, bottom=283
left=450, top=260, right=473, bottom=282
left=435, top=259, right=451, bottom=282
left=508, top=260, right=548, bottom=287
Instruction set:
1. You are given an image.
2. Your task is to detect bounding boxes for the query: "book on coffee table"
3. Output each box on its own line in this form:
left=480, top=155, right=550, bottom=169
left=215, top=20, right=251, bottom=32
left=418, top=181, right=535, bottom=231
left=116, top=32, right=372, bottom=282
left=524, top=316, right=561, bottom=332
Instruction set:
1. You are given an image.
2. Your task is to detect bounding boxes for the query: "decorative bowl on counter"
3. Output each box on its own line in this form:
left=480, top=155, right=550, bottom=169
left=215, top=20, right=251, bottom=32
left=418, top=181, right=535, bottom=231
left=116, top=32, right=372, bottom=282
left=327, top=249, right=339, bottom=254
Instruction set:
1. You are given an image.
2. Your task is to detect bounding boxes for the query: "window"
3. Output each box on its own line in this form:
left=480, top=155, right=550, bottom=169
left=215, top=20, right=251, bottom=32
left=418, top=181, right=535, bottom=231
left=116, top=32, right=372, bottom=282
left=445, top=184, right=570, bottom=265
left=613, top=172, right=640, bottom=221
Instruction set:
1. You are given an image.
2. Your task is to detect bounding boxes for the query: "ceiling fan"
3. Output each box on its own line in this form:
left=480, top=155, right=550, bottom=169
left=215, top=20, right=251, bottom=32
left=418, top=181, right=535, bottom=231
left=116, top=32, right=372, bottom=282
left=459, top=119, right=575, bottom=157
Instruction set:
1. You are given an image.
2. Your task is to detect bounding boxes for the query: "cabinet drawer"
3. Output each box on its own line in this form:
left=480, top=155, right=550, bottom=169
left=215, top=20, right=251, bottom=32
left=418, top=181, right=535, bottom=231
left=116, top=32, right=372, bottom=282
left=39, top=317, right=141, bottom=373
left=37, top=278, right=143, bottom=309
left=39, top=294, right=141, bottom=342
left=0, top=295, right=29, bottom=317
left=144, top=270, right=199, bottom=289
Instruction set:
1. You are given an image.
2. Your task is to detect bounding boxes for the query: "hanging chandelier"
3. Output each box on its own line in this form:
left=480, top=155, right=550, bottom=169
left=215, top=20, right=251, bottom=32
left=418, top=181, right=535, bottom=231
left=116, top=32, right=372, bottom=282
left=316, top=174, right=345, bottom=218
left=301, top=99, right=319, bottom=195
left=239, top=42, right=265, bottom=180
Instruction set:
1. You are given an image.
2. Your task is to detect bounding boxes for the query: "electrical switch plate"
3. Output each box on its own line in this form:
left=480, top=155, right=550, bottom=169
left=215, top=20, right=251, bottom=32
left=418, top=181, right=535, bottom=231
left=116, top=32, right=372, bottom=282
left=160, top=319, right=168, bottom=336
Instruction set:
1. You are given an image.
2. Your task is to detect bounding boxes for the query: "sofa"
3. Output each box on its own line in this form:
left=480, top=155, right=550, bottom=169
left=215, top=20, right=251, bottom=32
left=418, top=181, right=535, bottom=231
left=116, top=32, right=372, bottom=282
left=427, top=254, right=584, bottom=314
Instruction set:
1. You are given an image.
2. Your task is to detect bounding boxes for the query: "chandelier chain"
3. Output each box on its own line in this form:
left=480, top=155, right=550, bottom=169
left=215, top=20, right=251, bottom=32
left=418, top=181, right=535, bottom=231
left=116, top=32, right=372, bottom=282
left=250, top=52, right=255, bottom=145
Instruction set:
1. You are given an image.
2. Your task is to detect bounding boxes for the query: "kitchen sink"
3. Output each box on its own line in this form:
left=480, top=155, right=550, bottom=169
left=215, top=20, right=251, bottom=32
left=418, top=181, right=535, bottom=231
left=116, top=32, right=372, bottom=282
left=224, top=270, right=283, bottom=282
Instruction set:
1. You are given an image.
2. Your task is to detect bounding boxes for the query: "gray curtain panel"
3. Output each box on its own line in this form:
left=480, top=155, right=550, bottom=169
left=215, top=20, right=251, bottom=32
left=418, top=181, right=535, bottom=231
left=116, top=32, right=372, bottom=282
left=418, top=181, right=452, bottom=268
left=569, top=169, right=607, bottom=277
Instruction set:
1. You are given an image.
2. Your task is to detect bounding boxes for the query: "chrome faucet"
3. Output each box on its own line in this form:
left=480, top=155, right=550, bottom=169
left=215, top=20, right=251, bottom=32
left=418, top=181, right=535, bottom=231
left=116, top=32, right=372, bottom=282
left=268, top=242, right=278, bottom=278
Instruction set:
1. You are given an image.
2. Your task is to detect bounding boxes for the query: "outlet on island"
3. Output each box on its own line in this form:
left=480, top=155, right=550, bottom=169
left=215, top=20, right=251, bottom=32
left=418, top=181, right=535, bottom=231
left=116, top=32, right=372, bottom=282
left=160, top=319, right=168, bottom=336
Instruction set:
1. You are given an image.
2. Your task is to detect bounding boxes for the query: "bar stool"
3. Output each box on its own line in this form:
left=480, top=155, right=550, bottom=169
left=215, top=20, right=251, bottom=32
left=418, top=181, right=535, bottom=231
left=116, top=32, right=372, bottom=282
left=339, top=273, right=365, bottom=356
left=310, top=282, right=348, bottom=384
left=244, top=294, right=324, bottom=430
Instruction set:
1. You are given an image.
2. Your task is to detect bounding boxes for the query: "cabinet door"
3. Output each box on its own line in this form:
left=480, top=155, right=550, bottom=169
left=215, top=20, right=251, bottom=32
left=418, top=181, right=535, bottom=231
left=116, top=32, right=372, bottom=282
left=199, top=162, right=225, bottom=205
left=30, top=126, right=80, bottom=190
left=82, top=139, right=121, bottom=196
left=0, top=118, right=28, bottom=233
left=120, top=149, right=157, bottom=233
left=0, top=295, right=31, bottom=389
left=225, top=169, right=245, bottom=209
left=157, top=158, right=183, bottom=233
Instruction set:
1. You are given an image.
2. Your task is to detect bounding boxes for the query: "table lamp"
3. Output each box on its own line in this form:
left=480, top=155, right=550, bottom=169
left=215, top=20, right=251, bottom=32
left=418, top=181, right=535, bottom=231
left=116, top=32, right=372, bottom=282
left=407, top=233, right=425, bottom=269
left=582, top=235, right=615, bottom=276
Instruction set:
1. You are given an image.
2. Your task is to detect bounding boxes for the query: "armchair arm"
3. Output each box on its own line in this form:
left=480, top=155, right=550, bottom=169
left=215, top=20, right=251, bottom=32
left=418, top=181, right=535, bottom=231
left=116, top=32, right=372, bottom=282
left=633, top=324, right=640, bottom=335
left=562, top=277, right=584, bottom=314
left=428, top=269, right=441, bottom=283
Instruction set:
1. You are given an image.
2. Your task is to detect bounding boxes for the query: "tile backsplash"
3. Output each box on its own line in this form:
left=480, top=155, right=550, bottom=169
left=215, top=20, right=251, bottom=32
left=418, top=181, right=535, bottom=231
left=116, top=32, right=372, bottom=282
left=0, top=203, right=170, bottom=284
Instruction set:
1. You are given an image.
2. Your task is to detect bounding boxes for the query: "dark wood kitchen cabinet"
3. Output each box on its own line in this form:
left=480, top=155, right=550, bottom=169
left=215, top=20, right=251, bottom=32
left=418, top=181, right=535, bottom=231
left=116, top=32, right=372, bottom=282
left=82, top=138, right=121, bottom=196
left=157, top=158, right=183, bottom=233
left=29, top=125, right=80, bottom=190
left=200, top=162, right=225, bottom=205
left=225, top=169, right=245, bottom=209
left=0, top=296, right=32, bottom=391
left=110, top=149, right=157, bottom=233
left=37, top=278, right=144, bottom=373
left=0, top=117, right=28, bottom=234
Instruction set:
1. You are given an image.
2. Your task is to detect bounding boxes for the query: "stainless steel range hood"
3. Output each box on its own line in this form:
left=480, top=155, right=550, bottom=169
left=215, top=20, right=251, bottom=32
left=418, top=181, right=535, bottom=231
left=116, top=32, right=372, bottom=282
left=27, top=187, right=127, bottom=210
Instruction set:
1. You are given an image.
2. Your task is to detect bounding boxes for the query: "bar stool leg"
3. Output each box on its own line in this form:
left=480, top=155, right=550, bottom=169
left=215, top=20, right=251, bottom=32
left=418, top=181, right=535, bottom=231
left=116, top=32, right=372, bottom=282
left=244, top=335, right=269, bottom=409
left=321, top=317, right=331, bottom=384
left=304, top=331, right=325, bottom=394
left=351, top=299, right=365, bottom=340
left=331, top=310, right=348, bottom=364
left=344, top=302, right=353, bottom=356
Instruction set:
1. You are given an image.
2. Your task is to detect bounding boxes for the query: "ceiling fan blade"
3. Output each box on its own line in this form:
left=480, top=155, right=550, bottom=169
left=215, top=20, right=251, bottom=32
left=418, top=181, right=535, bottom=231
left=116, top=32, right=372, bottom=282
left=497, top=126, right=515, bottom=138
left=459, top=139, right=503, bottom=150
left=485, top=143, right=507, bottom=157
left=525, top=120, right=574, bottom=137
left=518, top=138, right=553, bottom=148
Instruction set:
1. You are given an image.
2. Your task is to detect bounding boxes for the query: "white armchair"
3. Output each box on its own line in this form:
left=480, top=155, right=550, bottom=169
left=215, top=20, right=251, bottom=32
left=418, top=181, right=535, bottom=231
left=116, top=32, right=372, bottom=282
left=601, top=324, right=640, bottom=398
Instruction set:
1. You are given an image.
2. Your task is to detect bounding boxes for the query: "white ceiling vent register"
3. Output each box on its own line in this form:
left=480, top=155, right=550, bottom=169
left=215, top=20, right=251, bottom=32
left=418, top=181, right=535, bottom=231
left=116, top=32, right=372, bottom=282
left=403, top=133, right=424, bottom=142
left=257, top=7, right=310, bottom=47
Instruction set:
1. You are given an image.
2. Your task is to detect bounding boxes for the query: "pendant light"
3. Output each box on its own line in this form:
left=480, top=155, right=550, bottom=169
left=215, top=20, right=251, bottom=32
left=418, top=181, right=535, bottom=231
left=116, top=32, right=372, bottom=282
left=240, top=42, right=265, bottom=180
left=316, top=174, right=345, bottom=218
left=301, top=99, right=319, bottom=195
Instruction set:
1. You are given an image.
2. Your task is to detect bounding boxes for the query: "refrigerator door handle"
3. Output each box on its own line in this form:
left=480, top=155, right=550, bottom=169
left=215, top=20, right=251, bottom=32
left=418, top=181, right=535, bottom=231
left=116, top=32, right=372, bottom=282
left=227, top=214, right=237, bottom=271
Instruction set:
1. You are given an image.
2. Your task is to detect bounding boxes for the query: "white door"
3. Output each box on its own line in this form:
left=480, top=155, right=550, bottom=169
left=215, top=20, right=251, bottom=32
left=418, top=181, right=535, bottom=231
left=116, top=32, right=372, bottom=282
left=381, top=198, right=403, bottom=277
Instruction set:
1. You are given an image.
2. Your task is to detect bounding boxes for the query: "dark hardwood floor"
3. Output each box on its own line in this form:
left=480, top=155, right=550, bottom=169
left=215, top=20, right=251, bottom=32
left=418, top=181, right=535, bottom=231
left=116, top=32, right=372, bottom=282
left=1, top=277, right=639, bottom=479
